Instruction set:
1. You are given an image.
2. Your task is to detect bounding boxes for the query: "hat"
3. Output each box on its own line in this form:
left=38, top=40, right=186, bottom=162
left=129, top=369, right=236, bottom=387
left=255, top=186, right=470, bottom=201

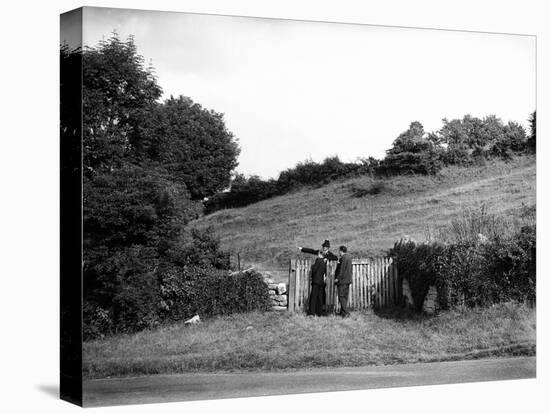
left=322, top=239, right=330, bottom=248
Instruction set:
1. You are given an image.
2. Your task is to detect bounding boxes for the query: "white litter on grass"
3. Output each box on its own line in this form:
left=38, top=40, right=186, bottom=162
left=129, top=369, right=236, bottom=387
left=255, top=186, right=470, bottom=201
left=184, top=315, right=201, bottom=324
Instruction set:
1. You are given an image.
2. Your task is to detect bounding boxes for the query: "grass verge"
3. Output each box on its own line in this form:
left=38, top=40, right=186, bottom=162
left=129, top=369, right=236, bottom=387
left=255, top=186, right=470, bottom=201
left=83, top=301, right=535, bottom=379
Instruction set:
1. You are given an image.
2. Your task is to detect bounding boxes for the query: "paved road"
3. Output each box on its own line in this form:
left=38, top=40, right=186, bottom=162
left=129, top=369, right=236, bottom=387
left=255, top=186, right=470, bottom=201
left=83, top=356, right=535, bottom=407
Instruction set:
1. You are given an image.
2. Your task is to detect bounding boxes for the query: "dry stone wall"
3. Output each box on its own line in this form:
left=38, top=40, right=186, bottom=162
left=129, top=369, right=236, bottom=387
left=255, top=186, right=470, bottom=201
left=261, top=273, right=288, bottom=311
left=402, top=278, right=439, bottom=314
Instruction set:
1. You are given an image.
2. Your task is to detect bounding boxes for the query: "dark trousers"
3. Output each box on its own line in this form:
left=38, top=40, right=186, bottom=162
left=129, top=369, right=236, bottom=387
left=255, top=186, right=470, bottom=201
left=308, top=284, right=325, bottom=316
left=337, top=283, right=351, bottom=317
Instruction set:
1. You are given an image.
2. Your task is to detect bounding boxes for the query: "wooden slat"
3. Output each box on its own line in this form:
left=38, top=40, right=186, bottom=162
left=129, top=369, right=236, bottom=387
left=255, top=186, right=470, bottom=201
left=349, top=266, right=357, bottom=309
left=366, top=262, right=370, bottom=308
left=389, top=258, right=394, bottom=305
left=382, top=257, right=390, bottom=306
left=367, top=259, right=372, bottom=308
left=391, top=260, right=399, bottom=305
left=287, top=256, right=400, bottom=313
left=374, top=258, right=378, bottom=308
left=390, top=262, right=395, bottom=306
left=297, top=259, right=302, bottom=311
left=288, top=260, right=295, bottom=312
left=379, top=257, right=386, bottom=307
left=377, top=257, right=382, bottom=308
left=361, top=263, right=366, bottom=309
left=361, top=264, right=366, bottom=309
left=357, top=263, right=364, bottom=309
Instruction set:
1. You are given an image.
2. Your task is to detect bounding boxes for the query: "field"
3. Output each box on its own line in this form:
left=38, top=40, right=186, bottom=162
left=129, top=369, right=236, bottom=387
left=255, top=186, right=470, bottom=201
left=83, top=302, right=535, bottom=379
left=192, top=155, right=536, bottom=277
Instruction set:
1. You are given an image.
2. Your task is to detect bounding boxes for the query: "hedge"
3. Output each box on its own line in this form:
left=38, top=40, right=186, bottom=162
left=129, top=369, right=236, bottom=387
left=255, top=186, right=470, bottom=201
left=84, top=265, right=271, bottom=340
left=389, top=224, right=536, bottom=311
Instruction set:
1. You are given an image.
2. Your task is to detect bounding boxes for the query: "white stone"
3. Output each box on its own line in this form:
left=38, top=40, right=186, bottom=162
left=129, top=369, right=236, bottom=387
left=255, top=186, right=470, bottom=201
left=271, top=306, right=287, bottom=311
left=277, top=283, right=287, bottom=295
left=184, top=315, right=200, bottom=324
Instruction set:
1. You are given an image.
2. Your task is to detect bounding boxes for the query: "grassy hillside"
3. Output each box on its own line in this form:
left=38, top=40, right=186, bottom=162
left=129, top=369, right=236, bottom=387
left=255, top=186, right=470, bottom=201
left=192, top=156, right=535, bottom=273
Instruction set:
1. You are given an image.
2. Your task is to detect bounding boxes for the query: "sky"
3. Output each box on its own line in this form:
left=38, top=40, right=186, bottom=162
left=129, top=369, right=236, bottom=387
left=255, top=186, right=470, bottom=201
left=65, top=7, right=536, bottom=179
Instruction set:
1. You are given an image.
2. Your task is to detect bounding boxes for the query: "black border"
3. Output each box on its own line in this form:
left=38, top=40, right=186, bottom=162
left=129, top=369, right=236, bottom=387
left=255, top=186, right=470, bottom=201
left=60, top=7, right=83, bottom=407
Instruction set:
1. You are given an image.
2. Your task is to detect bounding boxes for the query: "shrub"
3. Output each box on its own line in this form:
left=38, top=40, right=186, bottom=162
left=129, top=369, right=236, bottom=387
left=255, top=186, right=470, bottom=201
left=204, top=175, right=279, bottom=213
left=158, top=267, right=271, bottom=321
left=389, top=209, right=536, bottom=311
left=276, top=156, right=366, bottom=192
left=389, top=238, right=445, bottom=312
left=380, top=122, right=443, bottom=175
left=482, top=224, right=536, bottom=303
left=438, top=205, right=510, bottom=245
left=205, top=156, right=380, bottom=214
left=379, top=150, right=443, bottom=175
left=168, top=227, right=231, bottom=269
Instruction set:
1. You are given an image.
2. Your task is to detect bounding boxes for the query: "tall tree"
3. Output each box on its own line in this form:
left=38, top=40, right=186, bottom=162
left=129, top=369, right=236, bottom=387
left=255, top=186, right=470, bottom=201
left=133, top=96, right=240, bottom=199
left=382, top=122, right=442, bottom=174
left=82, top=33, right=163, bottom=174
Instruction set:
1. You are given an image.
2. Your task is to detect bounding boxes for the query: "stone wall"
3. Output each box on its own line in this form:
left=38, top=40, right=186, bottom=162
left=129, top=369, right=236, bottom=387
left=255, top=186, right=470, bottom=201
left=402, top=278, right=439, bottom=315
left=261, top=273, right=288, bottom=311
left=422, top=285, right=438, bottom=315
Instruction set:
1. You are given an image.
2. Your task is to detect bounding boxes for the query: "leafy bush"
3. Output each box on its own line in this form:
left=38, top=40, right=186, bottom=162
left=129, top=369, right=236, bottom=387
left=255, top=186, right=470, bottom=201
left=437, top=115, right=528, bottom=165
left=379, top=150, right=443, bottom=175
left=205, top=156, right=380, bottom=213
left=389, top=208, right=536, bottom=312
left=277, top=156, right=369, bottom=191
left=389, top=238, right=445, bottom=311
left=379, top=122, right=443, bottom=175
left=204, top=175, right=279, bottom=213
left=74, top=35, right=244, bottom=339
left=168, top=227, right=231, bottom=269
left=482, top=225, right=536, bottom=303
left=158, top=267, right=271, bottom=322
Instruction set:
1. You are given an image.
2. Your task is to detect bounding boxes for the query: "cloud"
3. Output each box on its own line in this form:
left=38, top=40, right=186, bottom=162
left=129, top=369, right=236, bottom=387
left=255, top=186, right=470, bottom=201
left=83, top=7, right=536, bottom=178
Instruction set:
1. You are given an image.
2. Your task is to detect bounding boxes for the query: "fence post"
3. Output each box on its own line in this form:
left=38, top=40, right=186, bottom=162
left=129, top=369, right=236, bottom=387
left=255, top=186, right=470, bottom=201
left=288, top=259, right=296, bottom=312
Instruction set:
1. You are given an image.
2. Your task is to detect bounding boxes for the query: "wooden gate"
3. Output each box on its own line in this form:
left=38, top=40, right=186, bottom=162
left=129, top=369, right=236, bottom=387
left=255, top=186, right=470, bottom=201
left=288, top=257, right=401, bottom=313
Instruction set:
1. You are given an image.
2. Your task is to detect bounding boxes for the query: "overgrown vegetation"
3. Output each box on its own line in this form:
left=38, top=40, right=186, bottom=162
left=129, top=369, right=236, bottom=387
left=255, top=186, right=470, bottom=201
left=83, top=302, right=535, bottom=378
left=205, top=113, right=535, bottom=214
left=389, top=206, right=536, bottom=311
left=205, top=156, right=379, bottom=213
left=62, top=34, right=253, bottom=339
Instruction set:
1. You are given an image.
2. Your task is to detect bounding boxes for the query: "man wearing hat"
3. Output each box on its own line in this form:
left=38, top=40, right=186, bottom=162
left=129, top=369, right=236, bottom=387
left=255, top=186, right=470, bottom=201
left=297, top=239, right=338, bottom=261
left=334, top=245, right=352, bottom=317
left=298, top=240, right=338, bottom=315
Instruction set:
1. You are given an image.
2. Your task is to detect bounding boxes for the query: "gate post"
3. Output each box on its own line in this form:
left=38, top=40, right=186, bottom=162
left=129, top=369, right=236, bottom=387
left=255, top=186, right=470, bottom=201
left=288, top=259, right=296, bottom=312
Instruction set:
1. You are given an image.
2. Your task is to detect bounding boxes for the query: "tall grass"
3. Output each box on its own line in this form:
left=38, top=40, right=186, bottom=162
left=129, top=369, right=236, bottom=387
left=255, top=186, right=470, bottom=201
left=83, top=302, right=535, bottom=378
left=438, top=205, right=510, bottom=245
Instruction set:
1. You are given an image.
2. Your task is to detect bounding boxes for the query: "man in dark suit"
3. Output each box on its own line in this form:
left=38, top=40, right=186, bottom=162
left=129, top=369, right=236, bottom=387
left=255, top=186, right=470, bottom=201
left=334, top=245, right=352, bottom=317
left=297, top=239, right=338, bottom=261
left=308, top=251, right=327, bottom=316
left=298, top=239, right=337, bottom=315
